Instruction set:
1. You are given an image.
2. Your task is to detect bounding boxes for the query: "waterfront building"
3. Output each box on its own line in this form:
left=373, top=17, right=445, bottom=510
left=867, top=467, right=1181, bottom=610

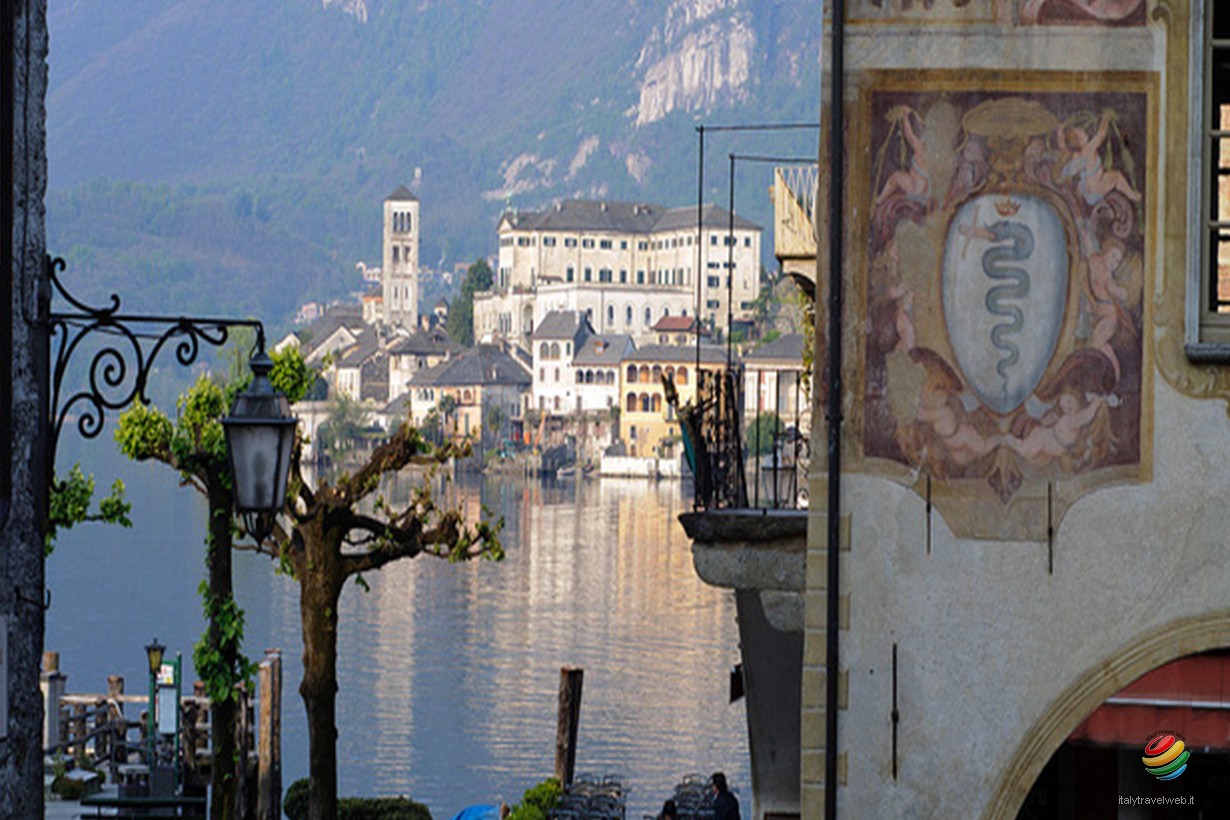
left=574, top=333, right=636, bottom=413
left=530, top=310, right=592, bottom=414
left=474, top=199, right=761, bottom=349
left=405, top=344, right=531, bottom=441
left=386, top=326, right=459, bottom=403
left=742, top=334, right=809, bottom=433
left=650, top=315, right=710, bottom=347
left=620, top=344, right=728, bottom=459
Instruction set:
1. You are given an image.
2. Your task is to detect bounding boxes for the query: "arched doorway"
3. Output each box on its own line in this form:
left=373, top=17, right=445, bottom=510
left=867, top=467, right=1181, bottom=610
left=990, top=612, right=1230, bottom=818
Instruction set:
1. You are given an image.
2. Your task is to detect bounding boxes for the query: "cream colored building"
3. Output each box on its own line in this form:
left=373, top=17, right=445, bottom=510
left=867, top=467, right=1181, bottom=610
left=474, top=199, right=761, bottom=348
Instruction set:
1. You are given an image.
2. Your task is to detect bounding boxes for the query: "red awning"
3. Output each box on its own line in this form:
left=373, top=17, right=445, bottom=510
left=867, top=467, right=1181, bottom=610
left=1068, top=654, right=1230, bottom=751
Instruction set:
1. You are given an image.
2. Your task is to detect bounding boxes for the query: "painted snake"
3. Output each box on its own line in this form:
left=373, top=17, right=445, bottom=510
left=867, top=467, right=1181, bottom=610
left=981, top=220, right=1034, bottom=401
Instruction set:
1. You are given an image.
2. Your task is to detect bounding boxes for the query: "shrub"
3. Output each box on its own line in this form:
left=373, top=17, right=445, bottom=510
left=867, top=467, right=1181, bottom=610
left=284, top=779, right=433, bottom=820
left=507, top=778, right=561, bottom=820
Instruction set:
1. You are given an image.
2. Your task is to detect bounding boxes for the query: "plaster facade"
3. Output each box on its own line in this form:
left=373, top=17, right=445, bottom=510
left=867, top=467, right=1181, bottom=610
left=798, top=1, right=1230, bottom=816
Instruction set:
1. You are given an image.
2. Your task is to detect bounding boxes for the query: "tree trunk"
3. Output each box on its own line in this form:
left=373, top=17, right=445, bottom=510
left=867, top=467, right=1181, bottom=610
left=207, top=481, right=239, bottom=820
left=298, top=521, right=344, bottom=820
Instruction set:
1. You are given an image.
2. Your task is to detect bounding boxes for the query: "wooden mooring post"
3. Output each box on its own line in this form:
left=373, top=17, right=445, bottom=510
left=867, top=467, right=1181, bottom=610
left=257, top=649, right=282, bottom=820
left=554, top=667, right=583, bottom=787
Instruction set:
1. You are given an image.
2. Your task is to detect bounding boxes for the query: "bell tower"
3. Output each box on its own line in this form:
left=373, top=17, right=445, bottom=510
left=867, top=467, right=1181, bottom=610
left=382, top=185, right=420, bottom=328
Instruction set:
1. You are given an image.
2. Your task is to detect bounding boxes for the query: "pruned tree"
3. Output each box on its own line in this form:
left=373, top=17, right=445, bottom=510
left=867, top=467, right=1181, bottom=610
left=115, top=347, right=315, bottom=820
left=116, top=378, right=251, bottom=820
left=246, top=423, right=503, bottom=820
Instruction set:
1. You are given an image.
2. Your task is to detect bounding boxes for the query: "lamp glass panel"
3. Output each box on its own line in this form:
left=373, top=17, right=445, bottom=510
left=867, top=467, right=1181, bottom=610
left=227, top=424, right=280, bottom=511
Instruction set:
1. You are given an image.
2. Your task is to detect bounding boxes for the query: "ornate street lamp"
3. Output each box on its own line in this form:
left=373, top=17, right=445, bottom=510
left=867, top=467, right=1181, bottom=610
left=43, top=255, right=298, bottom=538
left=222, top=349, right=298, bottom=542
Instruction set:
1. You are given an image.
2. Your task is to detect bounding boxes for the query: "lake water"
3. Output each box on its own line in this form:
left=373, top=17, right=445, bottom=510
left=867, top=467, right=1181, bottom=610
left=48, top=437, right=749, bottom=818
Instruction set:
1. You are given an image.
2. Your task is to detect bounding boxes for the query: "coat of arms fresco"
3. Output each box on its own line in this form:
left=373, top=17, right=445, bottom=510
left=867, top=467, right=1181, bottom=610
left=860, top=78, right=1153, bottom=530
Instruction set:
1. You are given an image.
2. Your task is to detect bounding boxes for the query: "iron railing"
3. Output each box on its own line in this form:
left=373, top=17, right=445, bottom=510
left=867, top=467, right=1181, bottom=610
left=676, top=366, right=809, bottom=511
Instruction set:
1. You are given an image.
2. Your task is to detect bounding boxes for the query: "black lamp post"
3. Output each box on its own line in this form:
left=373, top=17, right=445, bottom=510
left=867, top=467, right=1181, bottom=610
left=222, top=349, right=298, bottom=542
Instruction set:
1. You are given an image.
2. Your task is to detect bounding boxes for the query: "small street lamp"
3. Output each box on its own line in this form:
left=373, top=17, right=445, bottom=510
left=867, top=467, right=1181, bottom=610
left=144, top=637, right=165, bottom=771
left=144, top=638, right=165, bottom=676
left=222, top=350, right=298, bottom=542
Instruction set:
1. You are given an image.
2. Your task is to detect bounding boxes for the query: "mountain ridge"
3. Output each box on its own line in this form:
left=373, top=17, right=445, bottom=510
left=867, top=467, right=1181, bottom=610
left=46, top=0, right=820, bottom=329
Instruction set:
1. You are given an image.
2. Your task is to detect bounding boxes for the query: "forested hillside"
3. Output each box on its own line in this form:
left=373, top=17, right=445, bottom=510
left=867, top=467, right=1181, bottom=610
left=46, top=0, right=820, bottom=328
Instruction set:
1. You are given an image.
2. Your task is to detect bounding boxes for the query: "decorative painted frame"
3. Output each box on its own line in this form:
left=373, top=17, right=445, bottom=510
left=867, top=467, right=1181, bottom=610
left=849, top=70, right=1159, bottom=540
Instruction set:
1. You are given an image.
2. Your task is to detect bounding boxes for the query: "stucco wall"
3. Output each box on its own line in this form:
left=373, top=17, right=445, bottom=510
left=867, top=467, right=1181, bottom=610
left=800, top=2, right=1220, bottom=816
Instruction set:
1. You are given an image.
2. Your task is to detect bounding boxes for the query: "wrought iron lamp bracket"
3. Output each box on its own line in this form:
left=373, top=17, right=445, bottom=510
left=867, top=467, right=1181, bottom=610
left=44, top=255, right=266, bottom=462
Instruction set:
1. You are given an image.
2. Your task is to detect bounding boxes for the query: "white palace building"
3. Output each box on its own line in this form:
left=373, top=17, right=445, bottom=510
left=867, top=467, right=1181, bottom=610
left=473, top=199, right=761, bottom=350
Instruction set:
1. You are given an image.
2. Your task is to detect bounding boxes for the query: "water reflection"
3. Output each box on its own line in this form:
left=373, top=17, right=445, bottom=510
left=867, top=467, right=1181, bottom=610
left=50, top=444, right=748, bottom=819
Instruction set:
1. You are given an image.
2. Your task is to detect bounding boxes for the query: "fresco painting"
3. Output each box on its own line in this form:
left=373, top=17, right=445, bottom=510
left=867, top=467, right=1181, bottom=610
left=1018, top=0, right=1147, bottom=26
left=851, top=0, right=1145, bottom=25
left=852, top=0, right=995, bottom=24
left=863, top=86, right=1148, bottom=503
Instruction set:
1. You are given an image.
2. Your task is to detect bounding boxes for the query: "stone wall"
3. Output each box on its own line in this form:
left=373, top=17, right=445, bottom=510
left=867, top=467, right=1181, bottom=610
left=2, top=0, right=50, bottom=813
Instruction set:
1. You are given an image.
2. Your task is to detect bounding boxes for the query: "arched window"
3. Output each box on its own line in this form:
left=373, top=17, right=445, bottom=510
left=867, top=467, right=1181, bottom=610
left=663, top=307, right=670, bottom=317
left=638, top=365, right=650, bottom=383
left=626, top=392, right=637, bottom=412
left=606, top=371, right=615, bottom=385
left=575, top=370, right=583, bottom=384
left=627, top=364, right=638, bottom=383
left=644, top=307, right=651, bottom=325
left=652, top=394, right=662, bottom=412
left=677, top=366, right=688, bottom=385
left=651, top=365, right=662, bottom=383
left=626, top=306, right=633, bottom=324
left=665, top=366, right=675, bottom=382
left=550, top=342, right=560, bottom=359
left=540, top=342, right=549, bottom=359
left=640, top=394, right=651, bottom=412
left=463, top=390, right=473, bottom=403
left=607, top=305, right=615, bottom=325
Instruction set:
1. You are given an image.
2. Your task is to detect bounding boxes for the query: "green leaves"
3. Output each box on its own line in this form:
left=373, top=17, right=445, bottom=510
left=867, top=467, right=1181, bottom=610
left=193, top=580, right=256, bottom=705
left=46, top=464, right=132, bottom=555
left=115, top=403, right=175, bottom=462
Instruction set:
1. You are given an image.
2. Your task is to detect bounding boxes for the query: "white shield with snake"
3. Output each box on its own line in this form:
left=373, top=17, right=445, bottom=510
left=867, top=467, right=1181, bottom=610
left=941, top=194, right=1069, bottom=415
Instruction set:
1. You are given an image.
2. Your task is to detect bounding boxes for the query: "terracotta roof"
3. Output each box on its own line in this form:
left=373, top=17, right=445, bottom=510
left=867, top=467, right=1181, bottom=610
left=651, top=315, right=706, bottom=334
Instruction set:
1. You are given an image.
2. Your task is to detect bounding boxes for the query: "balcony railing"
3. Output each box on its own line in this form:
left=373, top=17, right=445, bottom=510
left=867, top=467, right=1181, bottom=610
left=675, top=366, right=810, bottom=511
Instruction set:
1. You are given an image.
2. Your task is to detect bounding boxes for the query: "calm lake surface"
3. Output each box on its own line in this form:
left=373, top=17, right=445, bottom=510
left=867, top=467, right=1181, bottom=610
left=48, top=437, right=749, bottom=818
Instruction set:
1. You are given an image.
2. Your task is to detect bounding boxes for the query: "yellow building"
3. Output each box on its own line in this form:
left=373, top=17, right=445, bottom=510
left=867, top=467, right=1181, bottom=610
left=619, top=344, right=728, bottom=458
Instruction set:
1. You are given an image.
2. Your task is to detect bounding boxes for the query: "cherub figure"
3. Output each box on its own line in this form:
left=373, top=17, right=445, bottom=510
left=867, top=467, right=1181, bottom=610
left=876, top=107, right=931, bottom=206
left=1057, top=111, right=1142, bottom=206
left=1021, top=0, right=1143, bottom=25
left=1004, top=389, right=1107, bottom=463
left=1087, top=238, right=1130, bottom=381
left=911, top=349, right=996, bottom=466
